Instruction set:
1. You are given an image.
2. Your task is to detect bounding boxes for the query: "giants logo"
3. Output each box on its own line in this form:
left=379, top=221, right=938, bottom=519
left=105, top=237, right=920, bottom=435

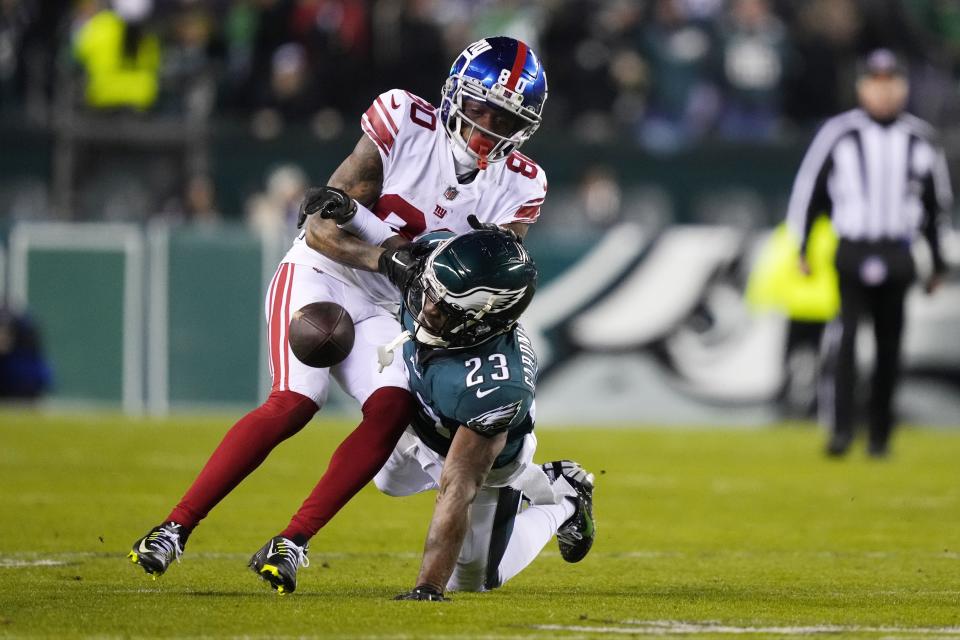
left=433, top=204, right=448, bottom=219
left=461, top=40, right=493, bottom=62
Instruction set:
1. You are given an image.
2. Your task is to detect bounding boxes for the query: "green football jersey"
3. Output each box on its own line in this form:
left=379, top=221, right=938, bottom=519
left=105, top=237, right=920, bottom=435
left=400, top=309, right=538, bottom=469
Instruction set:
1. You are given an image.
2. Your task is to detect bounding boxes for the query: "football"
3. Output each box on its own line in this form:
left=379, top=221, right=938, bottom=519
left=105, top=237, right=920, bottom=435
left=288, top=302, right=355, bottom=368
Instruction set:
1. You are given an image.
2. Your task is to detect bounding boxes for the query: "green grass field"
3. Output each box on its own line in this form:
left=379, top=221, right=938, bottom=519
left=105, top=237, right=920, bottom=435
left=1, top=410, right=958, bottom=639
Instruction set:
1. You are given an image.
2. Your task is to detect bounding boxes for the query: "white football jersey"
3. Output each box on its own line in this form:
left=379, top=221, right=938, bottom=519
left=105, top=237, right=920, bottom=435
left=283, top=89, right=548, bottom=318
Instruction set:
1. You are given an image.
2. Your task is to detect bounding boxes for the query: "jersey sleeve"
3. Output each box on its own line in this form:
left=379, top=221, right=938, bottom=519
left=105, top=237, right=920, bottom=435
left=452, top=384, right=533, bottom=438
left=359, top=89, right=414, bottom=171
left=785, top=112, right=853, bottom=250
left=493, top=152, right=548, bottom=226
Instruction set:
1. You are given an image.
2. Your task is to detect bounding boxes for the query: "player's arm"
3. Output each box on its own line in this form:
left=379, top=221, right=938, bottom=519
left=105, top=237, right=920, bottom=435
left=303, top=135, right=405, bottom=272
left=920, top=143, right=952, bottom=291
left=410, top=426, right=507, bottom=596
left=466, top=216, right=530, bottom=241
left=501, top=221, right=530, bottom=239
left=302, top=135, right=424, bottom=288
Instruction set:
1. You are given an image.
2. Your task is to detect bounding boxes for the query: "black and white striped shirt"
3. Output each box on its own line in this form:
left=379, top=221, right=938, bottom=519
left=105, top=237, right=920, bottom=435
left=786, top=108, right=952, bottom=271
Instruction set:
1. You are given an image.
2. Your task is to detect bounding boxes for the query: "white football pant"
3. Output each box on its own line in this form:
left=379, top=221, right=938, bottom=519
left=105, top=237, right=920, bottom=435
left=374, top=430, right=577, bottom=592
left=264, top=262, right=408, bottom=407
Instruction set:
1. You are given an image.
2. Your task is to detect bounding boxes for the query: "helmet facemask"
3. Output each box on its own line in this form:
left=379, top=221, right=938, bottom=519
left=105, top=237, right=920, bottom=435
left=405, top=236, right=531, bottom=349
left=441, top=76, right=542, bottom=168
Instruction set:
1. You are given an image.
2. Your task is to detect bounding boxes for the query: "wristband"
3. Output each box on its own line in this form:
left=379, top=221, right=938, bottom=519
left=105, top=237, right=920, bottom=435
left=337, top=201, right=396, bottom=247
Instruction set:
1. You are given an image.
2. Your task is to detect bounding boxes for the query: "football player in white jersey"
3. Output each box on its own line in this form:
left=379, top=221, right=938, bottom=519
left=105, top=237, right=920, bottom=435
left=129, top=36, right=549, bottom=592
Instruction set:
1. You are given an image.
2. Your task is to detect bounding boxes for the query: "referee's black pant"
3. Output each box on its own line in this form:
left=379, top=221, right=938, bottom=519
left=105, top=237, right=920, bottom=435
left=822, top=239, right=915, bottom=449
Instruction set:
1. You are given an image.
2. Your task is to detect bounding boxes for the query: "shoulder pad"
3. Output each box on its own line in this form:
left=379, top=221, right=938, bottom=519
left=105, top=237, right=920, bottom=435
left=361, top=89, right=405, bottom=157
left=360, top=90, right=439, bottom=159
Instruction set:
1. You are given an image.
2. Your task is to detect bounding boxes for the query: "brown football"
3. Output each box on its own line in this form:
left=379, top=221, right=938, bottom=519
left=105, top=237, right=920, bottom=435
left=288, top=302, right=355, bottom=368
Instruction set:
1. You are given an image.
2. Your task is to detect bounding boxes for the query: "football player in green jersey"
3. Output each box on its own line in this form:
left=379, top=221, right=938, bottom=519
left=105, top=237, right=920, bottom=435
left=377, top=229, right=597, bottom=601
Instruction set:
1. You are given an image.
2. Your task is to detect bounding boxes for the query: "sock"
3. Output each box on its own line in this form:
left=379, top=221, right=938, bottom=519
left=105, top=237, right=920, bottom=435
left=494, top=501, right=575, bottom=587
left=281, top=386, right=414, bottom=543
left=166, top=390, right=318, bottom=530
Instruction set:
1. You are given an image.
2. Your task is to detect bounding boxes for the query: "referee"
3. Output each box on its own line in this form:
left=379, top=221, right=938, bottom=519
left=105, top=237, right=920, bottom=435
left=785, top=49, right=952, bottom=458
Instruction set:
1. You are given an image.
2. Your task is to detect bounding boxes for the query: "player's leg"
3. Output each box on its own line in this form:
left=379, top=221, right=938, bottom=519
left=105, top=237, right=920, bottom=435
left=492, top=497, right=575, bottom=587
left=446, top=478, right=577, bottom=592
left=249, top=312, right=415, bottom=593
left=130, top=263, right=331, bottom=576
left=867, top=280, right=908, bottom=456
left=445, top=486, right=521, bottom=592
left=373, top=431, right=441, bottom=497
left=823, top=261, right=864, bottom=456
left=447, top=442, right=589, bottom=592
left=276, top=313, right=414, bottom=546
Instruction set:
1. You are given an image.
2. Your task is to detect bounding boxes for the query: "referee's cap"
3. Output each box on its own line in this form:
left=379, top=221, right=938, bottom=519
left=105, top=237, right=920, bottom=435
left=860, top=49, right=905, bottom=78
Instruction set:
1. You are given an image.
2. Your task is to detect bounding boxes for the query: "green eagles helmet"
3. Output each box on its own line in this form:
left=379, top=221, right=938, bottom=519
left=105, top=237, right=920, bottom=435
left=405, top=229, right=538, bottom=349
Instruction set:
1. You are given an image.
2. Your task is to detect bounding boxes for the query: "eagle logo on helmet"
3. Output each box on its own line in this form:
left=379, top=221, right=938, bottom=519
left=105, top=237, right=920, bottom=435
left=445, top=285, right=529, bottom=314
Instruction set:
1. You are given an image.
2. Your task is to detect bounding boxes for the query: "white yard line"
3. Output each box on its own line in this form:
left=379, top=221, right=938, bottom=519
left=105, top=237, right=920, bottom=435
left=534, top=621, right=960, bottom=636
left=0, top=559, right=69, bottom=568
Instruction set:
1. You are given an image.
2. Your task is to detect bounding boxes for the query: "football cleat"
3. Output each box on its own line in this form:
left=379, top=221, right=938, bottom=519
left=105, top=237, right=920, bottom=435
left=128, top=522, right=184, bottom=577
left=825, top=432, right=853, bottom=458
left=249, top=536, right=310, bottom=595
left=542, top=460, right=596, bottom=563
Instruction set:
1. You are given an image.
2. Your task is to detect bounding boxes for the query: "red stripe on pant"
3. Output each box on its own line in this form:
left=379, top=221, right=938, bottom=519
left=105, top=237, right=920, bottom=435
left=269, top=264, right=296, bottom=391
left=268, top=264, right=289, bottom=390
left=282, top=264, right=295, bottom=391
left=265, top=265, right=284, bottom=380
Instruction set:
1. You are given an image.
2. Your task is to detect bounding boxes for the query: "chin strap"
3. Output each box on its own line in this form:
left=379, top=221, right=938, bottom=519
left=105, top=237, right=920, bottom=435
left=378, top=297, right=496, bottom=370
left=377, top=331, right=412, bottom=372
left=472, top=297, right=494, bottom=323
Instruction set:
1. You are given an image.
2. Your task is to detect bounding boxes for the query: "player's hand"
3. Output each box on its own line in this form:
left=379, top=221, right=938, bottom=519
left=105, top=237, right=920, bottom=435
left=378, top=242, right=433, bottom=291
left=467, top=214, right=521, bottom=243
left=393, top=585, right=449, bottom=602
left=297, top=186, right=358, bottom=228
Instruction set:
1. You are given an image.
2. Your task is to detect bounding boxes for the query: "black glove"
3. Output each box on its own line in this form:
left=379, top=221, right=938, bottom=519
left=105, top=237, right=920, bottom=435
left=393, top=585, right=449, bottom=602
left=378, top=242, right=433, bottom=291
left=467, top=214, right=521, bottom=242
left=297, top=186, right=358, bottom=229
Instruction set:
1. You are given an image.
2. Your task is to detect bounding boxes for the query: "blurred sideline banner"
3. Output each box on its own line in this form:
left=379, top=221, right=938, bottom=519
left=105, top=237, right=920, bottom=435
left=2, top=222, right=958, bottom=425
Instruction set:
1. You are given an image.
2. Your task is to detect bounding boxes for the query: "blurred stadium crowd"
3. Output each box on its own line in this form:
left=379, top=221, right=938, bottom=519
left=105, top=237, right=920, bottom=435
left=1, top=0, right=959, bottom=226
left=2, top=0, right=960, bottom=143
left=0, top=1, right=957, bottom=421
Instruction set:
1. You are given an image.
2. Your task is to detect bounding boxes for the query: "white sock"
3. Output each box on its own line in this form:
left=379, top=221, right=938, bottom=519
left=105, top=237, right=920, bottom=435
left=494, top=500, right=576, bottom=586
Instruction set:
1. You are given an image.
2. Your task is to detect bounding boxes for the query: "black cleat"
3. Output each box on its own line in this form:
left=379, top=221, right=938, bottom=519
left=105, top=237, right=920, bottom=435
left=825, top=433, right=853, bottom=457
left=249, top=536, right=309, bottom=595
left=542, top=460, right=596, bottom=563
left=867, top=440, right=889, bottom=459
left=128, top=522, right=184, bottom=577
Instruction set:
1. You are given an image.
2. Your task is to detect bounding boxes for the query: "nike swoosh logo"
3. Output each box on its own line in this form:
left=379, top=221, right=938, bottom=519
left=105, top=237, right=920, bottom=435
left=138, top=539, right=152, bottom=554
left=267, top=541, right=278, bottom=557
left=392, top=254, right=407, bottom=266
left=391, top=95, right=400, bottom=110
left=476, top=386, right=500, bottom=398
